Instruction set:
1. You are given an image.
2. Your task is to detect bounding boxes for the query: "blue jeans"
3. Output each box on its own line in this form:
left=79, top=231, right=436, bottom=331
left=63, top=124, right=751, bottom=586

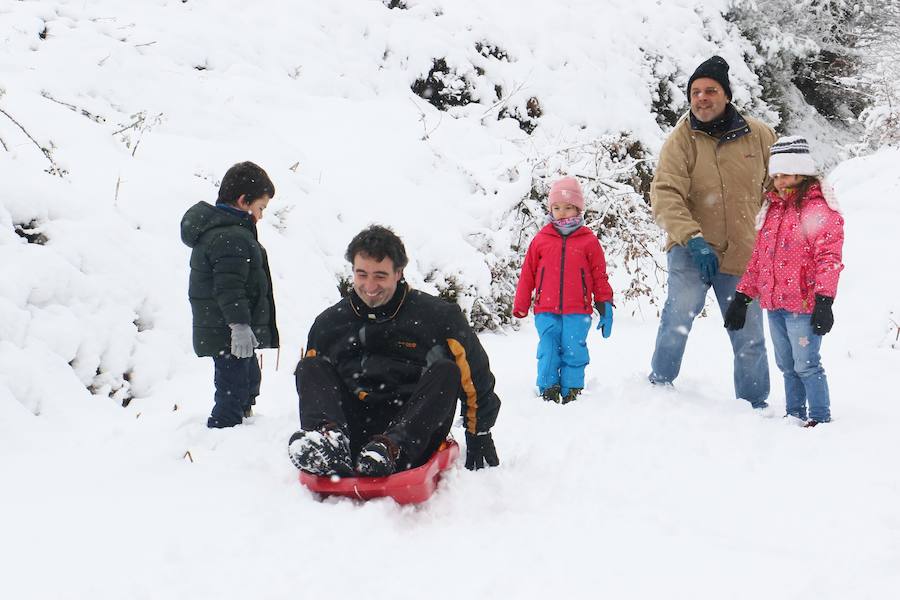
left=535, top=312, right=592, bottom=395
left=768, top=310, right=831, bottom=422
left=649, top=246, right=770, bottom=406
left=209, top=353, right=261, bottom=427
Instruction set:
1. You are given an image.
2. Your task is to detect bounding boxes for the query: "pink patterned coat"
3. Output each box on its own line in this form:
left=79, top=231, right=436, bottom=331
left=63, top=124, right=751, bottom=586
left=737, top=183, right=844, bottom=314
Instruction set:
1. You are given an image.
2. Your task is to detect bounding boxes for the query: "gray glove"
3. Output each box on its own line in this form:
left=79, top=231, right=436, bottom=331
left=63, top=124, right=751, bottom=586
left=229, top=323, right=258, bottom=358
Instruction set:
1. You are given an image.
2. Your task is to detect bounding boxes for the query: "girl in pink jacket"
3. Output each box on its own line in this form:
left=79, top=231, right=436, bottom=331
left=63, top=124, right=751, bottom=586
left=513, top=177, right=614, bottom=404
left=724, top=136, right=844, bottom=426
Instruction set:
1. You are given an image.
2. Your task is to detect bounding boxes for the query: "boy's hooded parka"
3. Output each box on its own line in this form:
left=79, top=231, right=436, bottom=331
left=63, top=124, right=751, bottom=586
left=180, top=201, right=279, bottom=357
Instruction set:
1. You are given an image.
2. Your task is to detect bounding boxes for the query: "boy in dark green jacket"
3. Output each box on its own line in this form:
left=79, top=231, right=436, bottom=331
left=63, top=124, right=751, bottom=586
left=180, top=161, right=279, bottom=428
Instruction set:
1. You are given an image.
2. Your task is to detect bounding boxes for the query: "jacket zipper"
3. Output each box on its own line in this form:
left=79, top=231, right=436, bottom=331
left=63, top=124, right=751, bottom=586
left=580, top=268, right=588, bottom=310
left=535, top=267, right=545, bottom=303
left=558, top=235, right=568, bottom=311
left=799, top=264, right=809, bottom=309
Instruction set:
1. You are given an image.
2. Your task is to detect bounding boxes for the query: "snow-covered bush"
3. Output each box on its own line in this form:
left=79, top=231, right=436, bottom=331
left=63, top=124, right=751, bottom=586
left=726, top=0, right=896, bottom=125
left=411, top=58, right=478, bottom=111
left=645, top=53, right=685, bottom=129
left=410, top=43, right=544, bottom=136
left=856, top=75, right=900, bottom=153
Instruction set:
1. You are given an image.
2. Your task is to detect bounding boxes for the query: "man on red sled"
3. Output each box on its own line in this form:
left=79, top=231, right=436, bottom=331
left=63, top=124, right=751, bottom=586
left=288, top=225, right=501, bottom=477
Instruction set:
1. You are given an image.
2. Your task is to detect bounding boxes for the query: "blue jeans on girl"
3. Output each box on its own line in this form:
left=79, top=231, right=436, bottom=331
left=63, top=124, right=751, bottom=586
left=767, top=309, right=831, bottom=422
left=649, top=245, right=769, bottom=407
left=534, top=313, right=592, bottom=395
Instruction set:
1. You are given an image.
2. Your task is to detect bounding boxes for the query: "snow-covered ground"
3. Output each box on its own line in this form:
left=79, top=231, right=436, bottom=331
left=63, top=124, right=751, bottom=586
left=2, top=1, right=899, bottom=598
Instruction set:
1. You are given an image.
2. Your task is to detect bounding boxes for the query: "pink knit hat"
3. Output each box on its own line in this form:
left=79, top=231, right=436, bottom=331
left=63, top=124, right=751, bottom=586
left=548, top=177, right=584, bottom=212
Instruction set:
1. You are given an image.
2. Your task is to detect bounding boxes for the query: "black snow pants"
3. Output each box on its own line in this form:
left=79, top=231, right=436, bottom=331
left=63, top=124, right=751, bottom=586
left=296, top=355, right=459, bottom=471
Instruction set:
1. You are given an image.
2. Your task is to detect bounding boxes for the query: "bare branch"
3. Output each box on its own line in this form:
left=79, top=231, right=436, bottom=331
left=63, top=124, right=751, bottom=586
left=0, top=106, right=66, bottom=176
left=41, top=90, right=106, bottom=123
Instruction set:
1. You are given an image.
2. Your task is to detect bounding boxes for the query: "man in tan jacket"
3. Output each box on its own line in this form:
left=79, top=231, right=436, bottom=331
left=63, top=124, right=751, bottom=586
left=648, top=55, right=774, bottom=408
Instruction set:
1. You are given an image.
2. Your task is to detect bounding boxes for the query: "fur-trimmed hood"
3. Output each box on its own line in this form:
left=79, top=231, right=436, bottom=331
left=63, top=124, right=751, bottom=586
left=755, top=178, right=842, bottom=230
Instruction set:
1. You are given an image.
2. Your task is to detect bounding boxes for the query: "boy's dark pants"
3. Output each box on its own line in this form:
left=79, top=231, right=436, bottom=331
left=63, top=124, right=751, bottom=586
left=296, top=356, right=459, bottom=470
left=208, top=354, right=261, bottom=428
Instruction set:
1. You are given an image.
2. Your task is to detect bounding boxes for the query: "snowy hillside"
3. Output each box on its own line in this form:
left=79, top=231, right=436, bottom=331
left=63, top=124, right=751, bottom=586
left=2, top=1, right=899, bottom=599
left=1, top=0, right=776, bottom=411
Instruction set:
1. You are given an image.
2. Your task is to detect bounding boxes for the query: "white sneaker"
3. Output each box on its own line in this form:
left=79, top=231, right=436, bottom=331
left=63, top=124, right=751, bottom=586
left=782, top=415, right=807, bottom=427
left=752, top=403, right=779, bottom=418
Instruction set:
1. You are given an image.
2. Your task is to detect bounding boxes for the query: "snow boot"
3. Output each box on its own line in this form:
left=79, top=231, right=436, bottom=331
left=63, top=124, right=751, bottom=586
left=355, top=435, right=399, bottom=477
left=804, top=420, right=820, bottom=428
left=288, top=426, right=354, bottom=476
left=207, top=417, right=239, bottom=429
left=541, top=384, right=561, bottom=403
left=561, top=387, right=582, bottom=404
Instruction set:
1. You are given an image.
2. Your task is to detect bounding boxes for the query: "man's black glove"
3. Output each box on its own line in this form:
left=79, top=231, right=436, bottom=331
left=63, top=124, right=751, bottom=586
left=723, top=292, right=753, bottom=331
left=811, top=295, right=834, bottom=335
left=465, top=431, right=499, bottom=470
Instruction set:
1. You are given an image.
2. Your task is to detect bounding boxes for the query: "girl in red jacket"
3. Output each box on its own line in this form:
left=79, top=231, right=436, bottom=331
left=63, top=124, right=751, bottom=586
left=724, top=136, right=844, bottom=426
left=513, top=177, right=614, bottom=403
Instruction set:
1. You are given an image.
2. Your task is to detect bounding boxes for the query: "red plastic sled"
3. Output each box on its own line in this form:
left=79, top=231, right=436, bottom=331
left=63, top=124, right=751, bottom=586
left=299, top=439, right=459, bottom=505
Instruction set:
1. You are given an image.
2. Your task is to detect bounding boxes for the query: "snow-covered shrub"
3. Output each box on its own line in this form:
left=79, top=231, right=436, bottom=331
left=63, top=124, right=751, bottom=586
left=645, top=53, right=684, bottom=129
left=855, top=75, right=900, bottom=153
left=336, top=274, right=352, bottom=298
left=497, top=96, right=541, bottom=134
left=474, top=41, right=509, bottom=62
left=13, top=219, right=48, bottom=245
left=411, top=58, right=478, bottom=111
left=725, top=0, right=895, bottom=125
left=410, top=43, right=543, bottom=135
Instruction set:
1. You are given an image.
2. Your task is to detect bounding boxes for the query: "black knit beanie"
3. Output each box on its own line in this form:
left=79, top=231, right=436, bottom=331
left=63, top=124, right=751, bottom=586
left=687, top=55, right=732, bottom=100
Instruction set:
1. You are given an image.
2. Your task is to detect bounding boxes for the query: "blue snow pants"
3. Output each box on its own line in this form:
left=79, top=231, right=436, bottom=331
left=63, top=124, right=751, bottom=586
left=534, top=312, right=592, bottom=395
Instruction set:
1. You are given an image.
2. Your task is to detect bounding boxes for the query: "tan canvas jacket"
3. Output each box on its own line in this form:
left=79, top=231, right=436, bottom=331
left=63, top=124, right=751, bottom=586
left=650, top=111, right=776, bottom=275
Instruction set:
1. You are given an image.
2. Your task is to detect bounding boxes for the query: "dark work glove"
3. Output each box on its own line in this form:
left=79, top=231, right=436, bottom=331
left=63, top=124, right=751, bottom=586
left=594, top=301, right=613, bottom=338
left=465, top=431, right=499, bottom=470
left=811, top=295, right=834, bottom=335
left=687, top=236, right=719, bottom=285
left=724, top=292, right=753, bottom=331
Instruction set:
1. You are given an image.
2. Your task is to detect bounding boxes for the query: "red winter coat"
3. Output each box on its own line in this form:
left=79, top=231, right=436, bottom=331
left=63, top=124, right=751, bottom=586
left=514, top=224, right=613, bottom=316
left=737, top=183, right=844, bottom=314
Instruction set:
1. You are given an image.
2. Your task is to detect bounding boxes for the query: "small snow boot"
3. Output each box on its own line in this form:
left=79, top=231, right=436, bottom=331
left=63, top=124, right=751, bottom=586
left=541, top=384, right=561, bottom=403
left=561, top=387, right=582, bottom=404
left=804, top=420, right=819, bottom=428
left=288, top=426, right=354, bottom=476
left=355, top=436, right=399, bottom=477
left=242, top=406, right=254, bottom=418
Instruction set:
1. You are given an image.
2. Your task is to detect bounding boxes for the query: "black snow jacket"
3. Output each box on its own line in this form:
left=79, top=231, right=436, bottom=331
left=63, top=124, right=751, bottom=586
left=304, top=282, right=501, bottom=434
left=180, top=201, right=279, bottom=357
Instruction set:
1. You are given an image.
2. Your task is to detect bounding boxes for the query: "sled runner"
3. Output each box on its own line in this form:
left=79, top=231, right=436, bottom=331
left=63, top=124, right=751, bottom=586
left=299, top=439, right=459, bottom=504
